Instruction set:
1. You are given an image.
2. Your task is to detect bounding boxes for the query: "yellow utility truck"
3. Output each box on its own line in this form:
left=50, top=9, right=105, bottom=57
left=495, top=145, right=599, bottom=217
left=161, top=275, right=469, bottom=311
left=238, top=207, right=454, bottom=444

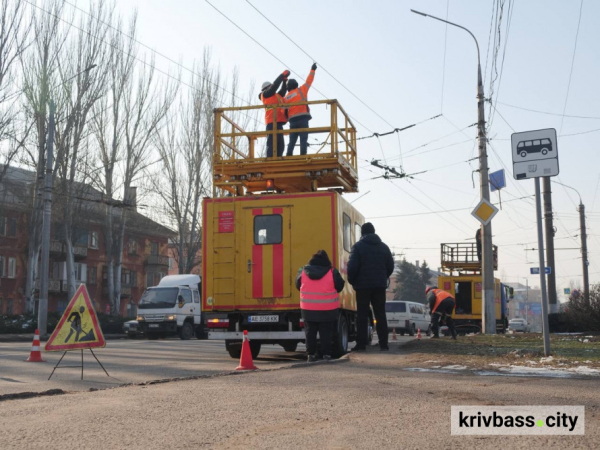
left=203, top=100, right=371, bottom=358
left=437, top=243, right=505, bottom=333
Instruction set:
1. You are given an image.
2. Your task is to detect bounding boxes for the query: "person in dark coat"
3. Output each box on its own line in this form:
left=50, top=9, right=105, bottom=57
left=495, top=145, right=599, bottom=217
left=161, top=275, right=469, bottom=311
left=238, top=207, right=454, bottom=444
left=347, top=222, right=394, bottom=351
left=295, top=250, right=345, bottom=362
left=475, top=228, right=482, bottom=262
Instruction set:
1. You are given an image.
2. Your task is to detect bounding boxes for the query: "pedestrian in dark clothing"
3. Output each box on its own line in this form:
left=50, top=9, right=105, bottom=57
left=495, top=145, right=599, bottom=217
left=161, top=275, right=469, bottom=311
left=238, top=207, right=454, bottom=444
left=426, top=286, right=457, bottom=339
left=295, top=250, right=345, bottom=362
left=260, top=70, right=290, bottom=158
left=347, top=222, right=394, bottom=351
left=475, top=228, right=482, bottom=262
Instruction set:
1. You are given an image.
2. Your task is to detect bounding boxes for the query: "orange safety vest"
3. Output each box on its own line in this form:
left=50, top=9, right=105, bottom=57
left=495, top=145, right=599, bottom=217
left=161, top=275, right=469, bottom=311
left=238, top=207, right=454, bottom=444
left=261, top=92, right=287, bottom=124
left=431, top=289, right=454, bottom=314
left=284, top=69, right=315, bottom=120
left=299, top=269, right=339, bottom=311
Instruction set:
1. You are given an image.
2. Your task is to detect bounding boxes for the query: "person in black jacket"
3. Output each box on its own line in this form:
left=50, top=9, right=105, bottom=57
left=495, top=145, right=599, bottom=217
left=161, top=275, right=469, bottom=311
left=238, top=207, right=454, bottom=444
left=259, top=70, right=290, bottom=157
left=347, top=222, right=394, bottom=351
left=295, top=250, right=345, bottom=361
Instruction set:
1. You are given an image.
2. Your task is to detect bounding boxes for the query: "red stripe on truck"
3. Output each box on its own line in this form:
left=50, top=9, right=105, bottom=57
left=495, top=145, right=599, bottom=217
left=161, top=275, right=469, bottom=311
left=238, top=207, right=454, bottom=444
left=252, top=208, right=263, bottom=298
left=272, top=207, right=284, bottom=297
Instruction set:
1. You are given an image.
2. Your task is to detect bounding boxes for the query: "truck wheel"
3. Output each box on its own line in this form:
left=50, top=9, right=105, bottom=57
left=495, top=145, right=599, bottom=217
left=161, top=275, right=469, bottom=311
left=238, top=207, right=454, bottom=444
left=332, top=315, right=349, bottom=358
left=226, top=340, right=242, bottom=359
left=399, top=330, right=405, bottom=336
left=250, top=341, right=262, bottom=359
left=178, top=322, right=194, bottom=340
left=408, top=323, right=415, bottom=337
left=282, top=342, right=298, bottom=352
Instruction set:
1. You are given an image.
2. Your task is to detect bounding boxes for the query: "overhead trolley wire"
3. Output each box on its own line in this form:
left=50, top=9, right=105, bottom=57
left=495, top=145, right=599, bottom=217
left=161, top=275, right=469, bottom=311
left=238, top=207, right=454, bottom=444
left=495, top=101, right=600, bottom=120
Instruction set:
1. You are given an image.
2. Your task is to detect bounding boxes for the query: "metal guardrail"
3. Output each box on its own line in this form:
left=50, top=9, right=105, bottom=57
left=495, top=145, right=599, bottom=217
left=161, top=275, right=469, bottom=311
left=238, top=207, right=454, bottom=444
left=441, top=243, right=498, bottom=271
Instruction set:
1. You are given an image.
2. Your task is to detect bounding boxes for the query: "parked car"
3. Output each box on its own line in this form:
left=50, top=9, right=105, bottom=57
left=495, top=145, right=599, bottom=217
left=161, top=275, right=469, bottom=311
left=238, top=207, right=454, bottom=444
left=123, top=320, right=143, bottom=338
left=508, top=318, right=530, bottom=333
left=385, top=301, right=431, bottom=336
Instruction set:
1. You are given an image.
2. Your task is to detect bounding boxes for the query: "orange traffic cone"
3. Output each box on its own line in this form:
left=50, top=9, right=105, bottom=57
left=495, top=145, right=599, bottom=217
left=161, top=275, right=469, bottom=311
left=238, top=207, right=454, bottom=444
left=392, top=328, right=397, bottom=341
left=417, top=327, right=422, bottom=340
left=236, top=330, right=257, bottom=371
left=26, top=329, right=45, bottom=362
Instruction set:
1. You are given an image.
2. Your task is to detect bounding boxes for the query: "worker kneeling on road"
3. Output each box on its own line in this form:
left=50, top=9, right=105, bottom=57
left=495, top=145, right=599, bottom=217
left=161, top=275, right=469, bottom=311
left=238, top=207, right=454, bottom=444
left=426, top=286, right=457, bottom=340
left=284, top=63, right=317, bottom=156
left=296, top=250, right=345, bottom=362
left=260, top=69, right=290, bottom=157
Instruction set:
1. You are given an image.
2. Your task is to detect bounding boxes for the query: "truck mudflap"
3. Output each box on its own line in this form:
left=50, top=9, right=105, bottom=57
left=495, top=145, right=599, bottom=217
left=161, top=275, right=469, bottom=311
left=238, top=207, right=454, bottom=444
left=208, top=331, right=305, bottom=340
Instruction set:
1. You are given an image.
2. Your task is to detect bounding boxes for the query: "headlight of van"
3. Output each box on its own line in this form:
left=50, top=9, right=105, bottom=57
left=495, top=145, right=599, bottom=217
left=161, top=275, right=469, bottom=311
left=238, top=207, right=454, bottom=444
left=166, top=314, right=177, bottom=321
left=136, top=315, right=144, bottom=321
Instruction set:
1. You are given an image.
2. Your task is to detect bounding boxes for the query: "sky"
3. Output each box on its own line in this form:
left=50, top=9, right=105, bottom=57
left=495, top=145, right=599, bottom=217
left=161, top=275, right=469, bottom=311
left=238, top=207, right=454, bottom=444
left=74, top=0, right=600, bottom=298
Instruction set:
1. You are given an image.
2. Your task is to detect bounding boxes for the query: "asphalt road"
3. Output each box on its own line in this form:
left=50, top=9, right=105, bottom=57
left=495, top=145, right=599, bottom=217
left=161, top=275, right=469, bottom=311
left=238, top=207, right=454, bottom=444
left=0, top=336, right=415, bottom=395
left=0, top=348, right=597, bottom=450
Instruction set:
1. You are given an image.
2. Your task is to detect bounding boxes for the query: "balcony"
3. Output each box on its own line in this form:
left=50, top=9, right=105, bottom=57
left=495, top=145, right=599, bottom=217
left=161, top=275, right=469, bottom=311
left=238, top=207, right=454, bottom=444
left=49, top=240, right=88, bottom=260
left=145, top=255, right=169, bottom=267
left=34, top=279, right=62, bottom=293
left=61, top=281, right=86, bottom=292
left=101, top=280, right=133, bottom=297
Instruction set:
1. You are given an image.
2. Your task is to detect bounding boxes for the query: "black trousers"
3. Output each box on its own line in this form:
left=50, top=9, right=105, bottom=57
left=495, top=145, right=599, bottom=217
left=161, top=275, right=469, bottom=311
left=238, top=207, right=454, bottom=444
left=286, top=118, right=309, bottom=156
left=431, top=298, right=457, bottom=338
left=356, top=288, right=388, bottom=347
left=266, top=122, right=285, bottom=157
left=304, top=320, right=334, bottom=356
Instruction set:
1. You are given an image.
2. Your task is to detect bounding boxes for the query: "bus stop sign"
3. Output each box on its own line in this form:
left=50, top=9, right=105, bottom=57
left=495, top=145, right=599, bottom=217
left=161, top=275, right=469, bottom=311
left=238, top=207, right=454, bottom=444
left=511, top=128, right=559, bottom=180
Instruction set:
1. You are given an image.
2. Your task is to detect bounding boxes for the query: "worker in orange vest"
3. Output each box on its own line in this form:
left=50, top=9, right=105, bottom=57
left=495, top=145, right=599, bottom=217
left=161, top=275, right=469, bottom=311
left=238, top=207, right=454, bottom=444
left=284, top=63, right=317, bottom=156
left=260, top=69, right=290, bottom=157
left=295, top=249, right=345, bottom=362
left=426, top=286, right=457, bottom=339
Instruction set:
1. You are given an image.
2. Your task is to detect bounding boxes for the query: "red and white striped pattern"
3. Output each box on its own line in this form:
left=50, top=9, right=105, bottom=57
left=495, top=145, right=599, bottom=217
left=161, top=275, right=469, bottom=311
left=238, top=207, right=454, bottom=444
left=26, top=329, right=45, bottom=362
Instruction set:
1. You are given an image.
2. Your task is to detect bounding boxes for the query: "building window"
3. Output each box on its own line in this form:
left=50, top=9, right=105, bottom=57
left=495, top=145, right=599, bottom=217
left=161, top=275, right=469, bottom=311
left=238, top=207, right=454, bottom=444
left=122, top=269, right=131, bottom=286
left=0, top=298, right=3, bottom=314
left=8, top=258, right=16, bottom=279
left=8, top=218, right=17, bottom=237
left=89, top=231, right=99, bottom=249
left=0, top=217, right=6, bottom=236
left=168, top=257, right=174, bottom=270
left=89, top=267, right=97, bottom=285
left=150, top=241, right=158, bottom=255
left=146, top=271, right=164, bottom=287
left=254, top=215, right=282, bottom=245
left=127, top=239, right=138, bottom=255
left=73, top=227, right=89, bottom=246
left=342, top=214, right=351, bottom=252
left=6, top=299, right=13, bottom=315
left=0, top=256, right=5, bottom=277
left=74, top=263, right=87, bottom=283
left=130, top=271, right=137, bottom=287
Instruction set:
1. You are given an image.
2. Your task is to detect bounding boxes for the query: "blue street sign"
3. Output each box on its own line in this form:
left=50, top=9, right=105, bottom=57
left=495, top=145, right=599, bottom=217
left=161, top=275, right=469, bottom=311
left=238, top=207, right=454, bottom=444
left=564, top=288, right=571, bottom=295
left=530, top=267, right=551, bottom=275
left=489, top=169, right=506, bottom=192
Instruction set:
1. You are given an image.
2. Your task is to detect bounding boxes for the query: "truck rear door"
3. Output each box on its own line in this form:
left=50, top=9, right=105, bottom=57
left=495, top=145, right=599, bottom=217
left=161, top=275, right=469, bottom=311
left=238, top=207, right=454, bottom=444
left=245, top=206, right=292, bottom=301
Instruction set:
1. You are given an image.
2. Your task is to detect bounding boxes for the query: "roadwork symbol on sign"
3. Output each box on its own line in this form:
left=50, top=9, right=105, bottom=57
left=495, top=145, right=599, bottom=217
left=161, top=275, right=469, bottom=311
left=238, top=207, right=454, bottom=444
left=471, top=198, right=499, bottom=226
left=45, top=284, right=106, bottom=351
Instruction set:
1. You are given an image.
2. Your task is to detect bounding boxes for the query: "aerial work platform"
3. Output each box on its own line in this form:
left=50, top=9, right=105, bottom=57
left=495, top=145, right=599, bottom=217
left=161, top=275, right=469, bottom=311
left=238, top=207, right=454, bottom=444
left=212, top=99, right=358, bottom=196
left=441, top=242, right=498, bottom=275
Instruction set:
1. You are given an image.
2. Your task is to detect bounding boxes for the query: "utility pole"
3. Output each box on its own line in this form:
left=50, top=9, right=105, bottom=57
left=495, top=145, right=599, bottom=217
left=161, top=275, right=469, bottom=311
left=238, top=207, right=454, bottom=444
left=542, top=177, right=558, bottom=314
left=579, top=203, right=590, bottom=303
left=37, top=100, right=55, bottom=338
left=411, top=9, right=495, bottom=333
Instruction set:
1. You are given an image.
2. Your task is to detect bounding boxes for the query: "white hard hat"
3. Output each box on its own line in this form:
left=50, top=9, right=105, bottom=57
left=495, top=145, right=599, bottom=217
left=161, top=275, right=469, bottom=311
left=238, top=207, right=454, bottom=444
left=261, top=81, right=271, bottom=90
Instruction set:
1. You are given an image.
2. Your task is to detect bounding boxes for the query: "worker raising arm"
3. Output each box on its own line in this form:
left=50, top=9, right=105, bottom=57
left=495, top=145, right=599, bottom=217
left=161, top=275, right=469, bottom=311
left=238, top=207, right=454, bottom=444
left=284, top=63, right=317, bottom=156
left=260, top=69, right=290, bottom=158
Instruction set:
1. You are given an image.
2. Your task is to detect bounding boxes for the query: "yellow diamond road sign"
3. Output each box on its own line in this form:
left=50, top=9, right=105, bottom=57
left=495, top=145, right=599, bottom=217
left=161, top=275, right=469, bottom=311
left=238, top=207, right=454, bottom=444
left=471, top=198, right=499, bottom=226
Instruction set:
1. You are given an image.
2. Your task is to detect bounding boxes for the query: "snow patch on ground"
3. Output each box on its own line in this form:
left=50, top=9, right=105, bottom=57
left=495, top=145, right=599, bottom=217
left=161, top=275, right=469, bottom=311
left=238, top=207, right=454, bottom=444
left=441, top=365, right=467, bottom=370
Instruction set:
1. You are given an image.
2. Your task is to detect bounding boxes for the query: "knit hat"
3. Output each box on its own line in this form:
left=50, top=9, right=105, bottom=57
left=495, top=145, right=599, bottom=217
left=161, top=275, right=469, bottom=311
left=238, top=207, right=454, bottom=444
left=308, top=250, right=332, bottom=267
left=361, top=222, right=375, bottom=236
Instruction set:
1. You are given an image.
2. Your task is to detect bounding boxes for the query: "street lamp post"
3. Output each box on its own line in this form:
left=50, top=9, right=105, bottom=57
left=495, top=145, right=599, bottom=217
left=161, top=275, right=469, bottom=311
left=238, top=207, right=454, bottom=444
left=37, top=64, right=97, bottom=338
left=411, top=9, right=496, bottom=333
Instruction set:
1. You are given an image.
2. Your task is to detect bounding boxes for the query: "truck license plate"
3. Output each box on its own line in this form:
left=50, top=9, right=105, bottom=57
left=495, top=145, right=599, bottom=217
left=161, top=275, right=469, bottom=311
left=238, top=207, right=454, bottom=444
left=248, top=315, right=278, bottom=323
left=149, top=324, right=159, bottom=328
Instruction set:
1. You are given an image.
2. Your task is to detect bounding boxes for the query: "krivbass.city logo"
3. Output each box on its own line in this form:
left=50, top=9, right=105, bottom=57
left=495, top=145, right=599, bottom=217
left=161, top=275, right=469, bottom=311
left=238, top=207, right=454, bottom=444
left=451, top=406, right=585, bottom=435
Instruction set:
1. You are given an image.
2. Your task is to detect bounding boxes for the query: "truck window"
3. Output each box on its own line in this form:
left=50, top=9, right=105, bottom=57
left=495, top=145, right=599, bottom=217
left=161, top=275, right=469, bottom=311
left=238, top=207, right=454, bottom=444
left=254, top=215, right=282, bottom=245
left=355, top=223, right=361, bottom=244
left=193, top=290, right=200, bottom=304
left=138, top=287, right=178, bottom=309
left=180, top=288, right=192, bottom=304
left=343, top=213, right=351, bottom=252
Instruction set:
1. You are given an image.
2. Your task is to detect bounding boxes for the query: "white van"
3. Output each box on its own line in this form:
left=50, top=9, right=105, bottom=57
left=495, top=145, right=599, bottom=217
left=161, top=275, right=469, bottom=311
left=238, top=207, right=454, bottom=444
left=385, top=301, right=431, bottom=336
left=136, top=274, right=204, bottom=340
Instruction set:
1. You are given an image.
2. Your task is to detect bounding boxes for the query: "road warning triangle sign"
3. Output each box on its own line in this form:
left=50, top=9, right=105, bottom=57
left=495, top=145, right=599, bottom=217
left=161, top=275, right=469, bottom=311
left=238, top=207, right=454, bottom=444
left=45, top=284, right=106, bottom=351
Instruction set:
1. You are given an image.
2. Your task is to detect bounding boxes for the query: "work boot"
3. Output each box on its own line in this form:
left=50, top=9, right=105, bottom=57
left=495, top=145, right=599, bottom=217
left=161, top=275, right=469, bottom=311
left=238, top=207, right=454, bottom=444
left=322, top=355, right=332, bottom=361
left=351, top=345, right=367, bottom=352
left=380, top=344, right=389, bottom=351
left=432, top=335, right=440, bottom=339
left=451, top=334, right=457, bottom=340
left=307, top=354, right=317, bottom=362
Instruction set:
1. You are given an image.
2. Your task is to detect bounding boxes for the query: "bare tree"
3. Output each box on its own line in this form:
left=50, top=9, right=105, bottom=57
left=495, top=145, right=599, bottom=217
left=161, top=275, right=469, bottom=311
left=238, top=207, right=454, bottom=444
left=20, top=0, right=70, bottom=313
left=0, top=0, right=32, bottom=181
